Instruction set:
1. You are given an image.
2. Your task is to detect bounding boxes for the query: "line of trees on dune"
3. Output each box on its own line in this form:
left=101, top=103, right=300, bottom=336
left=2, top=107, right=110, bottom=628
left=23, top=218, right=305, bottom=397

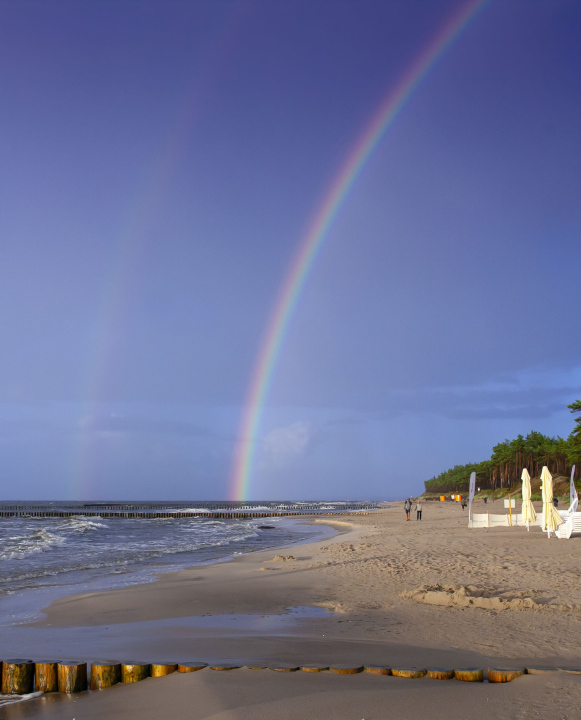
left=424, top=400, right=581, bottom=494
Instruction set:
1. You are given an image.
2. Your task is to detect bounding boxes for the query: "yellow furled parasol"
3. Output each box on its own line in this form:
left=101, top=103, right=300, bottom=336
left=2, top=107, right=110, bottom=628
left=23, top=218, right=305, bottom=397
left=521, top=468, right=536, bottom=531
left=540, top=466, right=563, bottom=538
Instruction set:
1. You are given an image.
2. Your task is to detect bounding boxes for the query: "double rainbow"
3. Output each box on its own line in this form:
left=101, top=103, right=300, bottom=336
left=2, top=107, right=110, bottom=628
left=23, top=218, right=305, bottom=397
left=229, top=0, right=490, bottom=501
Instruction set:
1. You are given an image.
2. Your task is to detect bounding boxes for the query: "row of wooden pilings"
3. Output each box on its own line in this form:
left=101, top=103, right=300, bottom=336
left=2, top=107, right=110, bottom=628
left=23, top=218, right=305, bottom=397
left=1, top=660, right=207, bottom=694
left=0, top=510, right=373, bottom=519
left=1, top=659, right=549, bottom=694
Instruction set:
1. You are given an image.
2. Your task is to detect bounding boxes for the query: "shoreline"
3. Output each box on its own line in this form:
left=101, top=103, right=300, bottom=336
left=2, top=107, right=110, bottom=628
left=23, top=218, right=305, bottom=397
left=0, top=515, right=348, bottom=627
left=31, top=515, right=365, bottom=629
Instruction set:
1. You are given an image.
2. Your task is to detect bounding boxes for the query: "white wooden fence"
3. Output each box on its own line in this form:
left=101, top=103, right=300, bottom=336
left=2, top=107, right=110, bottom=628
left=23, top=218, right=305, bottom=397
left=469, top=512, right=540, bottom=528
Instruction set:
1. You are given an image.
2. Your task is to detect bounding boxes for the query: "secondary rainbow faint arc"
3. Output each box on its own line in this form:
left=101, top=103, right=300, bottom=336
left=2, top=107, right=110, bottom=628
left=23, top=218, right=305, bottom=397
left=71, top=5, right=251, bottom=499
left=230, top=0, right=490, bottom=501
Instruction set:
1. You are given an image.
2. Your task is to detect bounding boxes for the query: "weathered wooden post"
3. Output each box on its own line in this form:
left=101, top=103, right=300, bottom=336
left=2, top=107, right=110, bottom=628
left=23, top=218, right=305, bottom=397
left=2, top=660, right=34, bottom=694
left=364, top=665, right=391, bottom=675
left=58, top=661, right=88, bottom=693
left=329, top=665, right=364, bottom=675
left=454, top=667, right=484, bottom=682
left=426, top=667, right=455, bottom=680
left=150, top=663, right=178, bottom=677
left=121, top=662, right=150, bottom=683
left=35, top=661, right=59, bottom=692
left=391, top=667, right=427, bottom=678
left=488, top=667, right=525, bottom=683
left=177, top=662, right=208, bottom=672
left=90, top=662, right=121, bottom=689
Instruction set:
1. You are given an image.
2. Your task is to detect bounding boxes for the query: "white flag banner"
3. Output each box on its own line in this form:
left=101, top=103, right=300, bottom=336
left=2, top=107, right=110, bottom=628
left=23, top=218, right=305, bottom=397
left=570, top=465, right=578, bottom=513
left=468, top=471, right=476, bottom=525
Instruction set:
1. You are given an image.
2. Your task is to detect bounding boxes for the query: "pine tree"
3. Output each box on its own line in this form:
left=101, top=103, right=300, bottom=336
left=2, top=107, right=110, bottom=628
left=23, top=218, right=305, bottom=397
left=567, top=400, right=581, bottom=476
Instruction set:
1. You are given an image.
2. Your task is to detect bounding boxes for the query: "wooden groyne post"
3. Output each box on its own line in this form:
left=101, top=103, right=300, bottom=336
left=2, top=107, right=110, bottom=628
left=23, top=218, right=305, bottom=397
left=151, top=663, right=178, bottom=677
left=35, top=661, right=59, bottom=692
left=121, top=662, right=150, bottom=683
left=90, top=662, right=121, bottom=690
left=2, top=660, right=34, bottom=694
left=58, top=661, right=88, bottom=693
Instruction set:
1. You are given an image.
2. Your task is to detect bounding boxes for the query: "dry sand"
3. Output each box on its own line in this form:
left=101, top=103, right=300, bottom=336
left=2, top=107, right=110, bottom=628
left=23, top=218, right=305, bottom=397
left=6, top=501, right=581, bottom=719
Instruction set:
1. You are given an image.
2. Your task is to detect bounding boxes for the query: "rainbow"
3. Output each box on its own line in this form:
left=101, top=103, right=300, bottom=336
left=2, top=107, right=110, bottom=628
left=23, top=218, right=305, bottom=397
left=229, top=0, right=490, bottom=501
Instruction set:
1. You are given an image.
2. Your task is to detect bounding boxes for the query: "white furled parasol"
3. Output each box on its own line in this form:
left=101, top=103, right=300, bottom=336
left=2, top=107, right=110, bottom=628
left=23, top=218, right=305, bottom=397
left=521, top=468, right=536, bottom=531
left=540, top=466, right=563, bottom=538
left=569, top=465, right=578, bottom=514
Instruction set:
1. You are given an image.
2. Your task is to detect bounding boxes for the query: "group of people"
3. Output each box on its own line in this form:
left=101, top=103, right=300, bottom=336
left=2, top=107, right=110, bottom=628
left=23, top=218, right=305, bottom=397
left=403, top=498, right=422, bottom=520
left=403, top=493, right=558, bottom=519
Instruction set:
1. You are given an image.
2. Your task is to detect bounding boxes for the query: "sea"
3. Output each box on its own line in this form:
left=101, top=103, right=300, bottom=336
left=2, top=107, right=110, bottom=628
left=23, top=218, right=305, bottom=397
left=0, top=501, right=369, bottom=597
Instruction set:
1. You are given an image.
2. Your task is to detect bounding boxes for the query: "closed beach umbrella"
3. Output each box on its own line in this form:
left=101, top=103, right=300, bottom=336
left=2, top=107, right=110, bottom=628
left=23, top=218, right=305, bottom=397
left=569, top=465, right=578, bottom=514
left=540, top=466, right=563, bottom=538
left=521, top=469, right=536, bottom=531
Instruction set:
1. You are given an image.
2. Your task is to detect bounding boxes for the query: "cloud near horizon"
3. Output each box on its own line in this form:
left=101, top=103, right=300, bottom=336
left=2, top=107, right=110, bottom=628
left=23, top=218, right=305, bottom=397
left=259, top=421, right=316, bottom=469
left=77, top=413, right=213, bottom=438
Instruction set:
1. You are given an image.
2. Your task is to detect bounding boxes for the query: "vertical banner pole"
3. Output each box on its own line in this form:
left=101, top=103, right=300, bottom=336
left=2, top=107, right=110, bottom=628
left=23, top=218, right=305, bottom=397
left=468, top=471, right=476, bottom=528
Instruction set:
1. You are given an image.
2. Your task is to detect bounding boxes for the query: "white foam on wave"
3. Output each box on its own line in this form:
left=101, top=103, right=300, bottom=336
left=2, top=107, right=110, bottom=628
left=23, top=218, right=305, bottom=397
left=170, top=508, right=211, bottom=513
left=0, top=691, right=43, bottom=706
left=59, top=516, right=109, bottom=532
left=0, top=528, right=65, bottom=561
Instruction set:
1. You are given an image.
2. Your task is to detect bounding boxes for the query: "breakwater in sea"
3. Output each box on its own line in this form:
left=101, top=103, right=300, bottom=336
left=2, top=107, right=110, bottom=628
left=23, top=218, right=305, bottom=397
left=0, top=501, right=381, bottom=519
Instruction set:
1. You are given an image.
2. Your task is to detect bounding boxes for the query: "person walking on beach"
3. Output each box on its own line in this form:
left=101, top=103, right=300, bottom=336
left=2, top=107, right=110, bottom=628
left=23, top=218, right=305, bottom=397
left=415, top=500, right=422, bottom=521
left=404, top=498, right=411, bottom=521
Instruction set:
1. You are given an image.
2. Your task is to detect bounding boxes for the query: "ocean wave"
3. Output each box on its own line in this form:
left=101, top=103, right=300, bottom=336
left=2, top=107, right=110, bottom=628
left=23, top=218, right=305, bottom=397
left=0, top=529, right=261, bottom=585
left=148, top=517, right=176, bottom=522
left=58, top=516, right=108, bottom=532
left=0, top=514, right=294, bottom=594
left=0, top=528, right=65, bottom=561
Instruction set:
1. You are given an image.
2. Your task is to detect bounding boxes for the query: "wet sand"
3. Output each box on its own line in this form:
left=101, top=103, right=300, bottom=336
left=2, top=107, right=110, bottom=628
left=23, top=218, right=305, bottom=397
left=4, top=503, right=581, bottom=719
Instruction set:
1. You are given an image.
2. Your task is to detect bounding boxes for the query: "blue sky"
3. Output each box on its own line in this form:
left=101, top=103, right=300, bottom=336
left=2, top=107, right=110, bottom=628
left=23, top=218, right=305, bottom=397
left=1, top=0, right=579, bottom=500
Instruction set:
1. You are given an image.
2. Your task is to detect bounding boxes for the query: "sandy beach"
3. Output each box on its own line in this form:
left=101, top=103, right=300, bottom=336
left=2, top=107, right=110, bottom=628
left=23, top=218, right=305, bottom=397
left=4, top=501, right=581, bottom=719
